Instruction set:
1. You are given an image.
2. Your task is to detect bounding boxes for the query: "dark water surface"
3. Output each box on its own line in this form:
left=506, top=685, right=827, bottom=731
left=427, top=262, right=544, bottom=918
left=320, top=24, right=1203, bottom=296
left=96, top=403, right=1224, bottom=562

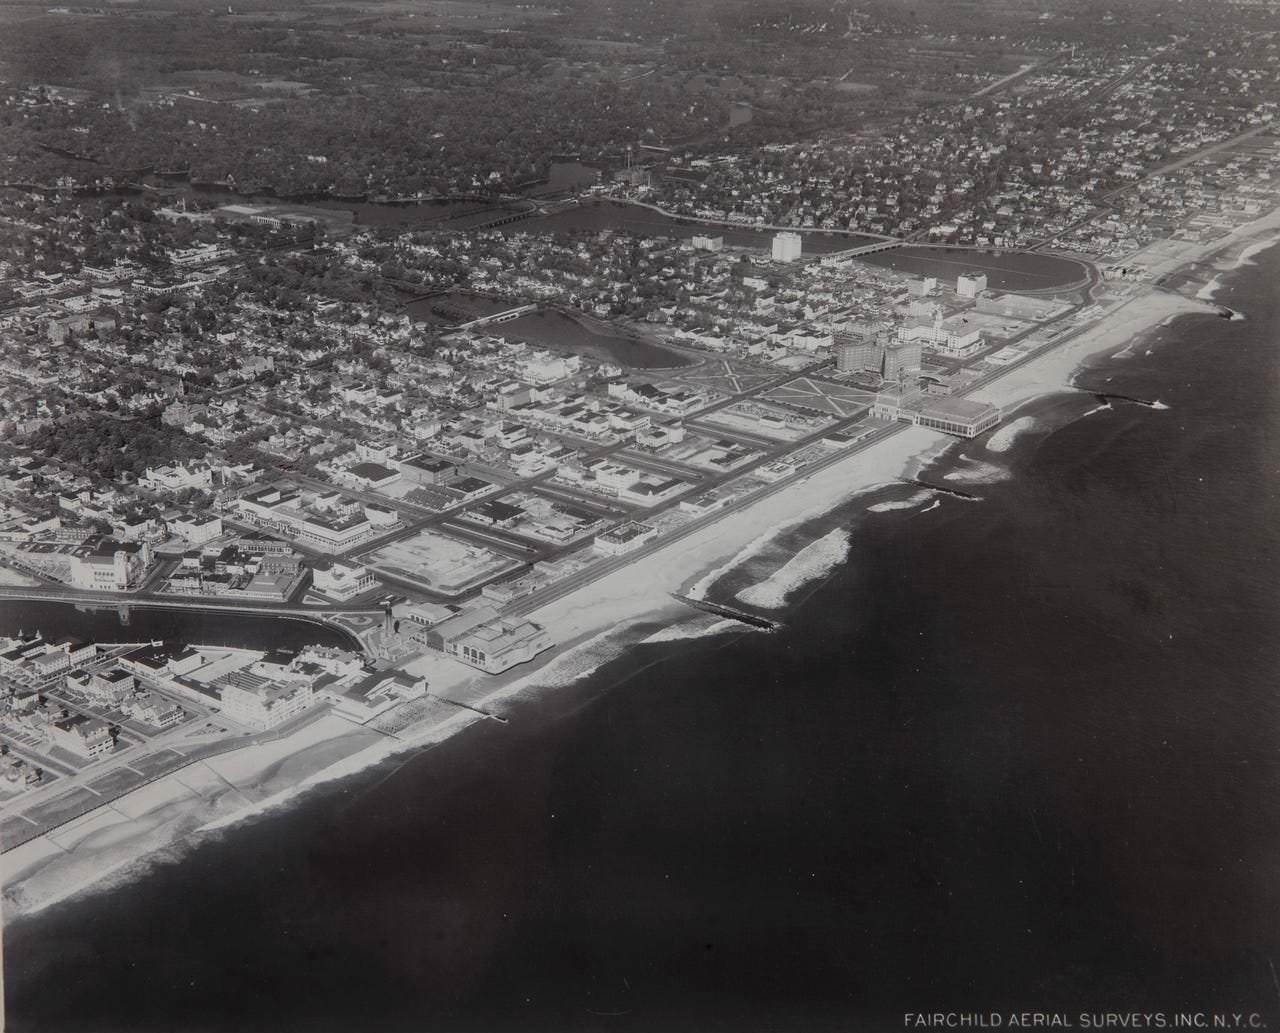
left=134, top=181, right=1087, bottom=288
left=519, top=199, right=883, bottom=254
left=498, top=309, right=691, bottom=369
left=0, top=600, right=355, bottom=653
left=859, top=244, right=1090, bottom=291
left=4, top=250, right=1280, bottom=1031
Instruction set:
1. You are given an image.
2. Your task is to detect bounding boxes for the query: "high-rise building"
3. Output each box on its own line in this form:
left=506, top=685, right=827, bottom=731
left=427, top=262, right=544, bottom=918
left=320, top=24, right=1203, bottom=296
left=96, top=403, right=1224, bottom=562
left=881, top=338, right=922, bottom=383
left=956, top=272, right=988, bottom=298
left=771, top=231, right=802, bottom=263
left=835, top=323, right=921, bottom=384
left=835, top=323, right=879, bottom=373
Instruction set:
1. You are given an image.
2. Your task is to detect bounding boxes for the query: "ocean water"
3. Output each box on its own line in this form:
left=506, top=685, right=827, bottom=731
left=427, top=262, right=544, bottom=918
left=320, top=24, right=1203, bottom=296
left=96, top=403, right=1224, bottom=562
left=5, top=250, right=1280, bottom=1032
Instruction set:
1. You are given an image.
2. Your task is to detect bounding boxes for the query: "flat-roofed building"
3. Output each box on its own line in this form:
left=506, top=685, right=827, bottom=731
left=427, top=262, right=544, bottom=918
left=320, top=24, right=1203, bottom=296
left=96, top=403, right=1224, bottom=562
left=874, top=391, right=1002, bottom=439
left=913, top=396, right=1002, bottom=438
left=216, top=671, right=316, bottom=730
left=836, top=321, right=884, bottom=372
left=69, top=539, right=150, bottom=591
left=452, top=477, right=494, bottom=502
left=390, top=601, right=457, bottom=647
left=0, top=637, right=46, bottom=675
left=241, top=568, right=298, bottom=601
left=31, top=649, right=70, bottom=678
left=312, top=559, right=376, bottom=601
left=347, top=462, right=401, bottom=490
left=235, top=487, right=374, bottom=554
left=896, top=313, right=983, bottom=359
left=470, top=499, right=525, bottom=529
left=836, top=323, right=921, bottom=382
left=957, top=272, right=989, bottom=298
left=318, top=671, right=428, bottom=722
left=594, top=521, right=659, bottom=556
left=400, top=454, right=459, bottom=486
left=425, top=606, right=553, bottom=674
left=171, top=512, right=223, bottom=545
left=88, top=667, right=136, bottom=704
left=772, top=231, right=802, bottom=263
left=168, top=646, right=204, bottom=676
left=51, top=636, right=97, bottom=666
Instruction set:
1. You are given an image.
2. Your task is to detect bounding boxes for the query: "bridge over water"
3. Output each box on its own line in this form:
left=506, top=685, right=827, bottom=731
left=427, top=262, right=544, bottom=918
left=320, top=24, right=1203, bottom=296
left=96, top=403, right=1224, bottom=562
left=452, top=303, right=540, bottom=331
left=814, top=239, right=906, bottom=262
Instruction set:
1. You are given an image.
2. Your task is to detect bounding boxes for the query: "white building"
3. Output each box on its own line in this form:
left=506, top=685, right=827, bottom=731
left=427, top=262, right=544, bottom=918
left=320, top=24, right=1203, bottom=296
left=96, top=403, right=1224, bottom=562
left=594, top=521, right=659, bottom=556
left=312, top=559, right=376, bottom=601
left=517, top=350, right=580, bottom=386
left=170, top=512, right=223, bottom=545
left=141, top=463, right=213, bottom=492
left=956, top=272, right=989, bottom=298
left=234, top=487, right=375, bottom=554
left=896, top=313, right=984, bottom=359
left=217, top=673, right=315, bottom=730
left=873, top=392, right=1002, bottom=438
left=423, top=606, right=553, bottom=674
left=318, top=671, right=428, bottom=722
left=48, top=716, right=114, bottom=759
left=771, top=231, right=803, bottom=263
left=69, top=540, right=150, bottom=591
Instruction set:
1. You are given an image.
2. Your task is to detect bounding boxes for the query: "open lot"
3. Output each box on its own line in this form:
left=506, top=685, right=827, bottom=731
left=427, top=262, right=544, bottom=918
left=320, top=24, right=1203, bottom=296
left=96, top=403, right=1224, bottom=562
left=945, top=310, right=1035, bottom=340
left=363, top=528, right=519, bottom=593
left=699, top=401, right=836, bottom=442
left=762, top=377, right=875, bottom=419
left=664, top=358, right=778, bottom=397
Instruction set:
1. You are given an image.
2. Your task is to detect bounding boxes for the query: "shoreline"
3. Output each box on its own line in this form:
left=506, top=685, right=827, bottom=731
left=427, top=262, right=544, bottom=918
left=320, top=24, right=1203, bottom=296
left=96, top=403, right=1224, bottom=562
left=6, top=206, right=1280, bottom=921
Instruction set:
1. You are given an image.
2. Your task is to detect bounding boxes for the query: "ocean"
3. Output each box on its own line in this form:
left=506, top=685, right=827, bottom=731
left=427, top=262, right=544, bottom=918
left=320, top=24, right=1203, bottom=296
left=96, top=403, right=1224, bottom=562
left=4, top=248, right=1280, bottom=1032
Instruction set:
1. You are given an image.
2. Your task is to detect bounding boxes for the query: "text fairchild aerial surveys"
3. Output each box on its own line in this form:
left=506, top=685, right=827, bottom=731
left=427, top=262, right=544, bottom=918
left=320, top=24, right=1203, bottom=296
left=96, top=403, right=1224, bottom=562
left=904, top=1014, right=1268, bottom=1029
left=2, top=0, right=1279, bottom=1029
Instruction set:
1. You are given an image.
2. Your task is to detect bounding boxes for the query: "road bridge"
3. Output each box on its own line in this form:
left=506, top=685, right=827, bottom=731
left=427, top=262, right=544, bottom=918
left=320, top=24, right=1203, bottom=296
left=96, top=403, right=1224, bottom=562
left=452, top=303, right=539, bottom=331
left=814, top=238, right=906, bottom=262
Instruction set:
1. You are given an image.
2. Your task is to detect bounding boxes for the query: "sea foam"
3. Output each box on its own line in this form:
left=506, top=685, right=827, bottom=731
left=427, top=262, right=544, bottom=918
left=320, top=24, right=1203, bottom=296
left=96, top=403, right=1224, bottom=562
left=867, top=489, right=935, bottom=513
left=735, top=527, right=852, bottom=610
left=944, top=457, right=1011, bottom=485
left=985, top=416, right=1037, bottom=454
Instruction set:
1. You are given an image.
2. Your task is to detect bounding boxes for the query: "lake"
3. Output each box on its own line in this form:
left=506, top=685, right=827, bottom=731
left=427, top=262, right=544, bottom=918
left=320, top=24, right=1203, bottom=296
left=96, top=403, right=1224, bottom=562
left=515, top=200, right=884, bottom=254
left=860, top=245, right=1090, bottom=293
left=498, top=309, right=693, bottom=369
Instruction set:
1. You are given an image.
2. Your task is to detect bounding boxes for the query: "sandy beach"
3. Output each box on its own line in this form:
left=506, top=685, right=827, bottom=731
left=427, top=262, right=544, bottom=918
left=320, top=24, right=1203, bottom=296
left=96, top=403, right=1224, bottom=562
left=6, top=203, right=1280, bottom=920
